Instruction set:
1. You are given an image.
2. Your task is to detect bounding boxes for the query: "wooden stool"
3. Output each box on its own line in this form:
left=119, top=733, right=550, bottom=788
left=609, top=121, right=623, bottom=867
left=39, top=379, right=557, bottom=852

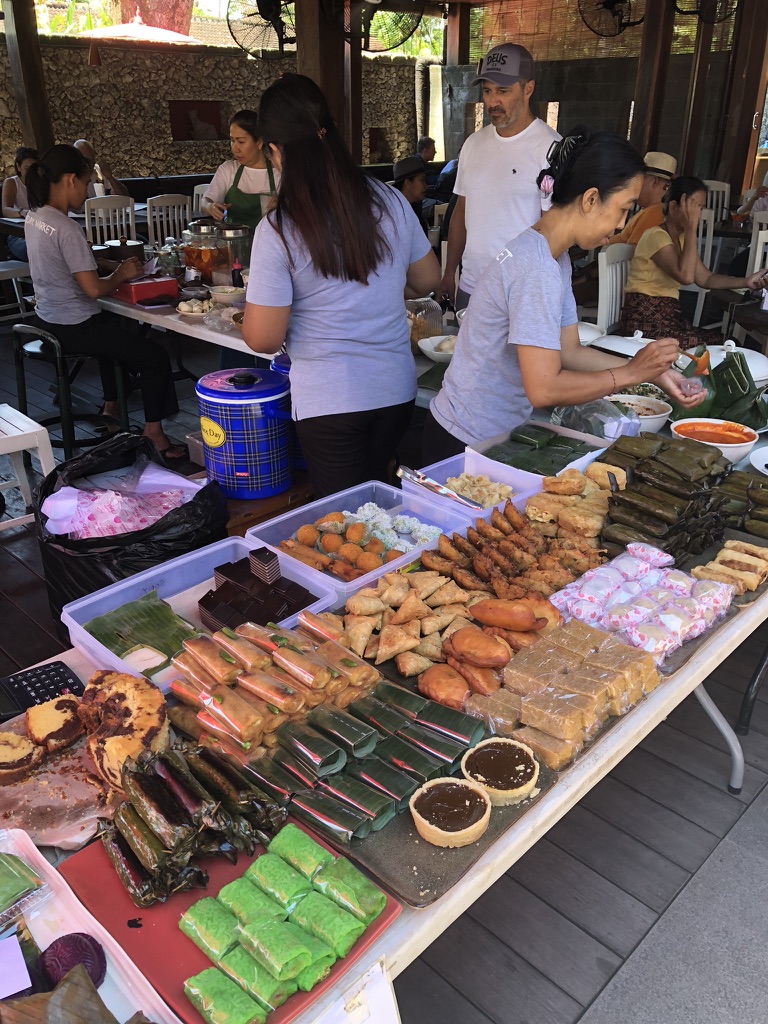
left=0, top=260, right=33, bottom=322
left=13, top=323, right=130, bottom=462
left=0, top=404, right=56, bottom=531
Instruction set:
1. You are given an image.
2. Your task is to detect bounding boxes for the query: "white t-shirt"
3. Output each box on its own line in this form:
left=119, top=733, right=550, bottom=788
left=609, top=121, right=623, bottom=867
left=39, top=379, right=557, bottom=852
left=204, top=160, right=279, bottom=207
left=455, top=118, right=560, bottom=294
left=246, top=182, right=430, bottom=421
left=431, top=228, right=577, bottom=446
left=25, top=206, right=99, bottom=325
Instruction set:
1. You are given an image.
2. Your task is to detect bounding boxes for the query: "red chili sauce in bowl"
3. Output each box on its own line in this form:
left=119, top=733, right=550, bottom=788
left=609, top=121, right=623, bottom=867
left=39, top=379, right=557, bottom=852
left=673, top=421, right=757, bottom=446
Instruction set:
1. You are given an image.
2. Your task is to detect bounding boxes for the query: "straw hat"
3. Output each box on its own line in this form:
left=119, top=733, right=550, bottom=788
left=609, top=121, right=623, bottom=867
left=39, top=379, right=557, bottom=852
left=644, top=152, right=677, bottom=179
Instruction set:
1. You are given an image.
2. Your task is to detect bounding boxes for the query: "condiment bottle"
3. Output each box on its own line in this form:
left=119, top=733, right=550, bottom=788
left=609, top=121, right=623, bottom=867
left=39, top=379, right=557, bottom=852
left=231, top=259, right=244, bottom=289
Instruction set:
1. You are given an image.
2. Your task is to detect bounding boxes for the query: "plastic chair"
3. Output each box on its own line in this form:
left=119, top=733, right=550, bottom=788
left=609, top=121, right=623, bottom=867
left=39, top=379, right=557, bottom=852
left=0, top=260, right=33, bottom=323
left=679, top=207, right=714, bottom=327
left=432, top=202, right=448, bottom=228
left=192, top=183, right=209, bottom=215
left=84, top=195, right=136, bottom=244
left=0, top=404, right=56, bottom=530
left=146, top=194, right=191, bottom=247
left=747, top=212, right=768, bottom=273
left=13, top=323, right=130, bottom=462
left=596, top=243, right=634, bottom=334
left=703, top=180, right=731, bottom=271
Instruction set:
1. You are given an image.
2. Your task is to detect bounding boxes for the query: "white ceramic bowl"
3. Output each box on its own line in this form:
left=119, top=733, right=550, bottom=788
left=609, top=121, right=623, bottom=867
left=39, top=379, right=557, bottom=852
left=671, top=417, right=759, bottom=464
left=610, top=393, right=672, bottom=433
left=418, top=334, right=457, bottom=363
left=209, top=285, right=246, bottom=305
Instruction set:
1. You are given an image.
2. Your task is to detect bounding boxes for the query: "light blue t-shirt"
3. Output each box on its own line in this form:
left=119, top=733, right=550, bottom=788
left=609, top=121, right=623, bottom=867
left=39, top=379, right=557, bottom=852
left=246, top=181, right=430, bottom=420
left=25, top=206, right=99, bottom=325
left=431, top=228, right=578, bottom=446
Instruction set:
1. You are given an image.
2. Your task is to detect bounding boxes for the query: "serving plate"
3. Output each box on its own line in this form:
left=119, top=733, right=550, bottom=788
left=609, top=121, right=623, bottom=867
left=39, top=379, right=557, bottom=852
left=176, top=309, right=209, bottom=320
left=418, top=334, right=457, bottom=364
left=749, top=446, right=768, bottom=474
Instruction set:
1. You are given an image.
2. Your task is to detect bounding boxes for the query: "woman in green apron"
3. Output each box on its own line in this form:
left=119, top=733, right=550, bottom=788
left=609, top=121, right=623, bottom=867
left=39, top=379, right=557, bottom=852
left=203, top=109, right=278, bottom=231
left=204, top=110, right=279, bottom=367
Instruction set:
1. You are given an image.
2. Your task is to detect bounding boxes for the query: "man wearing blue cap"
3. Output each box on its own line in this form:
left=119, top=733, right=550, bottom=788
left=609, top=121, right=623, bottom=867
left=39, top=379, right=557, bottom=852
left=439, top=42, right=559, bottom=310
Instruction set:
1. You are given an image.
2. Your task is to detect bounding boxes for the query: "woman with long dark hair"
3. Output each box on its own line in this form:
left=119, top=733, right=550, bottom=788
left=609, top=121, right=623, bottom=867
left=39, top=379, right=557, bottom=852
left=241, top=73, right=440, bottom=497
left=423, top=129, right=706, bottom=462
left=618, top=175, right=767, bottom=348
left=24, top=144, right=183, bottom=458
left=2, top=146, right=38, bottom=260
left=203, top=109, right=279, bottom=231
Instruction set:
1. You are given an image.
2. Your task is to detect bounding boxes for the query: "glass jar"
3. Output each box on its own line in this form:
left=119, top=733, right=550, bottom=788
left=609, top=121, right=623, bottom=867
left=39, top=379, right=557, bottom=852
left=220, top=224, right=252, bottom=270
left=406, top=297, right=443, bottom=355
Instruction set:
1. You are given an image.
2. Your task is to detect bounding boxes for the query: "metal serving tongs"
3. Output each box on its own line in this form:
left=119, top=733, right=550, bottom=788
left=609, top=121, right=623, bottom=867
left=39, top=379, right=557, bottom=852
left=396, top=466, right=485, bottom=511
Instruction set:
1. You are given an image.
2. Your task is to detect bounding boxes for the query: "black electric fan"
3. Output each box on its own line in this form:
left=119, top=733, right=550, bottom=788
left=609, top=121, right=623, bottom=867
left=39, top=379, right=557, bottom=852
left=578, top=0, right=644, bottom=36
left=227, top=0, right=297, bottom=58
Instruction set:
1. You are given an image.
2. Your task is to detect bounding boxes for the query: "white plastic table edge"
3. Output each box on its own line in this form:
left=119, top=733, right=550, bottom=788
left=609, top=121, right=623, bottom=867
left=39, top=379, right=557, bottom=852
left=98, top=295, right=269, bottom=357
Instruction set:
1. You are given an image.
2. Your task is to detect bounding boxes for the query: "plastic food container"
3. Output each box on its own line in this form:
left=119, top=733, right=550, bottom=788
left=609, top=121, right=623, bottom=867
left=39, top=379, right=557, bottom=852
left=196, top=368, right=292, bottom=500
left=61, top=537, right=337, bottom=686
left=246, top=480, right=470, bottom=599
left=401, top=453, right=542, bottom=518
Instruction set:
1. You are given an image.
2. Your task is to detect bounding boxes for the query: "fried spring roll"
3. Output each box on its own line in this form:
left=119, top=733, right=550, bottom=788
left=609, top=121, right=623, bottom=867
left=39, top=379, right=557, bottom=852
left=272, top=647, right=332, bottom=690
left=169, top=676, right=207, bottom=709
left=196, top=709, right=256, bottom=752
left=213, top=628, right=273, bottom=672
left=235, top=622, right=315, bottom=655
left=297, top=610, right=351, bottom=648
left=237, top=669, right=307, bottom=714
left=171, top=651, right=220, bottom=692
left=183, top=634, right=241, bottom=684
left=168, top=703, right=206, bottom=741
left=200, top=684, right=265, bottom=742
left=315, top=641, right=381, bottom=687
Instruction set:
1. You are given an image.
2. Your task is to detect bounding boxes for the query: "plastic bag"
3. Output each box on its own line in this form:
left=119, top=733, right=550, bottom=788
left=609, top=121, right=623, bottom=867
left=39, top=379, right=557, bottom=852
left=35, top=434, right=228, bottom=638
left=552, top=399, right=640, bottom=439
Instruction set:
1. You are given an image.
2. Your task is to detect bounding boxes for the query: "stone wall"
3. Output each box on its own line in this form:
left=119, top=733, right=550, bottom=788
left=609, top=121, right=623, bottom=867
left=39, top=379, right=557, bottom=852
left=0, top=39, right=418, bottom=177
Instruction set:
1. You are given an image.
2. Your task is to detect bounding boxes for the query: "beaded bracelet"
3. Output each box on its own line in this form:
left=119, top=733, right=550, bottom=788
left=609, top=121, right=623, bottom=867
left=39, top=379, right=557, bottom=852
left=606, top=367, right=617, bottom=395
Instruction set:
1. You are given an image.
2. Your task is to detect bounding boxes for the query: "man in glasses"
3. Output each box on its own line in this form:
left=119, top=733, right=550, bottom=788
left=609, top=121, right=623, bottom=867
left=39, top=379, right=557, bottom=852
left=606, top=151, right=677, bottom=246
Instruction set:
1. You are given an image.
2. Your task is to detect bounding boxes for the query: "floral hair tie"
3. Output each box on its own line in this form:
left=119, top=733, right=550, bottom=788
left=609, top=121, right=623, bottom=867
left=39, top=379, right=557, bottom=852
left=539, top=174, right=554, bottom=211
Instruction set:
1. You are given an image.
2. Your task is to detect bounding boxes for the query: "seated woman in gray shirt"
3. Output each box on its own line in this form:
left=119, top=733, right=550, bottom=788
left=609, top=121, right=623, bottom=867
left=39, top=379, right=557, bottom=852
left=24, top=145, right=183, bottom=460
left=423, top=129, right=706, bottom=464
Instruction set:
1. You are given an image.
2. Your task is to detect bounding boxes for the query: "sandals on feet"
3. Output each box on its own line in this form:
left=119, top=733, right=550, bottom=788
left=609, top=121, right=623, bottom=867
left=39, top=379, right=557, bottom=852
left=156, top=443, right=188, bottom=463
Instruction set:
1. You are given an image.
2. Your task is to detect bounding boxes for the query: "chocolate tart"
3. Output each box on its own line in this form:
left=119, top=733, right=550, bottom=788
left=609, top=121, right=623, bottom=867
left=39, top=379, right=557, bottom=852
left=408, top=777, right=491, bottom=848
left=460, top=738, right=539, bottom=806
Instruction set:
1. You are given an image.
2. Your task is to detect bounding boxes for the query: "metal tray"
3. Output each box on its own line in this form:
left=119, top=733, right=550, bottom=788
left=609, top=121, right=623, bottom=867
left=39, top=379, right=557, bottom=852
left=678, top=527, right=768, bottom=607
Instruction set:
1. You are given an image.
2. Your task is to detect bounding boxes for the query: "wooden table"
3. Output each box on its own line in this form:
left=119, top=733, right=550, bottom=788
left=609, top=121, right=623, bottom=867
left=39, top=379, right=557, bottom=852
left=45, top=590, right=753, bottom=1023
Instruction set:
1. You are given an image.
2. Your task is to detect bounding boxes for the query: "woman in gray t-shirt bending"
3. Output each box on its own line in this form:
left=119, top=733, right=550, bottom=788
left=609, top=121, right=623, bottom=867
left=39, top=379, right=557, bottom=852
left=24, top=145, right=183, bottom=460
left=242, top=74, right=440, bottom=497
left=423, top=130, right=706, bottom=464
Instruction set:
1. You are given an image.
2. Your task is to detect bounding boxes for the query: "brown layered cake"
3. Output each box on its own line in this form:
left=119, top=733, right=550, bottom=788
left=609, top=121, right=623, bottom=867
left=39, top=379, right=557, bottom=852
left=461, top=738, right=539, bottom=806
left=0, top=732, right=45, bottom=785
left=77, top=671, right=169, bottom=789
left=26, top=695, right=84, bottom=753
left=409, top=777, right=491, bottom=848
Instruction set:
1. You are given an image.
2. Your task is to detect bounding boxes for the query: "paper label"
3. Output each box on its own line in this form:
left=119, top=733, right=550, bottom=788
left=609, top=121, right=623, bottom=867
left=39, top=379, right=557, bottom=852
left=314, top=960, right=401, bottom=1023
left=0, top=935, right=31, bottom=999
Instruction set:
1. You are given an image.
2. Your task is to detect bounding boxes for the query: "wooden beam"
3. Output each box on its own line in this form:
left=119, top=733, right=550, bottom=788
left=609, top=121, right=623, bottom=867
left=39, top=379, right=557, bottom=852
left=3, top=0, right=54, bottom=153
left=344, top=29, right=363, bottom=162
left=717, top=0, right=768, bottom=196
left=678, top=6, right=715, bottom=175
left=295, top=0, right=345, bottom=136
left=445, top=2, right=470, bottom=66
left=629, top=0, right=676, bottom=156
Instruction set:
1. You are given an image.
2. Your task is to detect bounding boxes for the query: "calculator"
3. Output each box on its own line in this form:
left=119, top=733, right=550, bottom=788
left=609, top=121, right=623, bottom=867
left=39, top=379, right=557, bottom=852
left=0, top=661, right=85, bottom=724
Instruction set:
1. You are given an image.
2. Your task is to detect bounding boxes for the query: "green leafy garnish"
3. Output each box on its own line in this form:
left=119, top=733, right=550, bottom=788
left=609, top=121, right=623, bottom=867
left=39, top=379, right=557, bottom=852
left=340, top=658, right=357, bottom=669
left=221, top=626, right=238, bottom=639
left=219, top=652, right=237, bottom=664
left=213, top=693, right=223, bottom=704
left=267, top=704, right=280, bottom=714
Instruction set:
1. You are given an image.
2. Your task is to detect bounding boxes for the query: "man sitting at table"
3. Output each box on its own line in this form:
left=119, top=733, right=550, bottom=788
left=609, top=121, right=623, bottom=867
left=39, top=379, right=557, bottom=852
left=392, top=157, right=430, bottom=238
left=73, top=139, right=129, bottom=199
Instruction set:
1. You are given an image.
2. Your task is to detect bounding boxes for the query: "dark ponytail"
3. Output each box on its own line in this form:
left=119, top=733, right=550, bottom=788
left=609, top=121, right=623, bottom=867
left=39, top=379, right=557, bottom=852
left=537, top=127, right=645, bottom=208
left=26, top=144, right=91, bottom=211
left=258, top=72, right=391, bottom=283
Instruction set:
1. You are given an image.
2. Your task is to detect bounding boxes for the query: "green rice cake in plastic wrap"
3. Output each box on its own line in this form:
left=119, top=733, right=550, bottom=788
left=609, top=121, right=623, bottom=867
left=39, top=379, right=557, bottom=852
left=218, top=945, right=298, bottom=1011
left=179, top=897, right=239, bottom=962
left=312, top=857, right=386, bottom=925
left=268, top=823, right=335, bottom=880
left=289, top=890, right=366, bottom=958
left=184, top=967, right=266, bottom=1024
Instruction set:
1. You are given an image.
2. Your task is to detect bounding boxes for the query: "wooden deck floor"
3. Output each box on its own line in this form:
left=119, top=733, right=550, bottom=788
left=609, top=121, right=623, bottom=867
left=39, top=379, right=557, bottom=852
left=1, top=322, right=766, bottom=1024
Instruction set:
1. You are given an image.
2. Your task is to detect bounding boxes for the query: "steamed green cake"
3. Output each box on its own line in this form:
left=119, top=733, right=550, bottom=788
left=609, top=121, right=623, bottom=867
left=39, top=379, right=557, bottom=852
left=179, top=897, right=239, bottom=962
left=313, top=857, right=386, bottom=925
left=246, top=852, right=311, bottom=913
left=219, top=945, right=298, bottom=1011
left=236, top=919, right=313, bottom=981
left=217, top=877, right=286, bottom=926
left=184, top=967, right=266, bottom=1024
left=268, top=823, right=335, bottom=879
left=289, top=890, right=365, bottom=958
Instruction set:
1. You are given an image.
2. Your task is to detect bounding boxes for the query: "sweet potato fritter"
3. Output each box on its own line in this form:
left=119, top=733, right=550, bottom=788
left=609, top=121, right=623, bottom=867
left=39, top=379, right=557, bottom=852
left=490, top=508, right=514, bottom=535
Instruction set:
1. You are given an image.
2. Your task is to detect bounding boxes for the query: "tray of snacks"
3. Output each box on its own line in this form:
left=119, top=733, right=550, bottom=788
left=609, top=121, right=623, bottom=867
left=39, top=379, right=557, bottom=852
left=676, top=528, right=768, bottom=606
left=60, top=820, right=399, bottom=1024
left=62, top=538, right=337, bottom=691
left=400, top=453, right=542, bottom=517
left=1, top=828, right=181, bottom=1022
left=468, top=421, right=604, bottom=481
left=246, top=481, right=470, bottom=600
